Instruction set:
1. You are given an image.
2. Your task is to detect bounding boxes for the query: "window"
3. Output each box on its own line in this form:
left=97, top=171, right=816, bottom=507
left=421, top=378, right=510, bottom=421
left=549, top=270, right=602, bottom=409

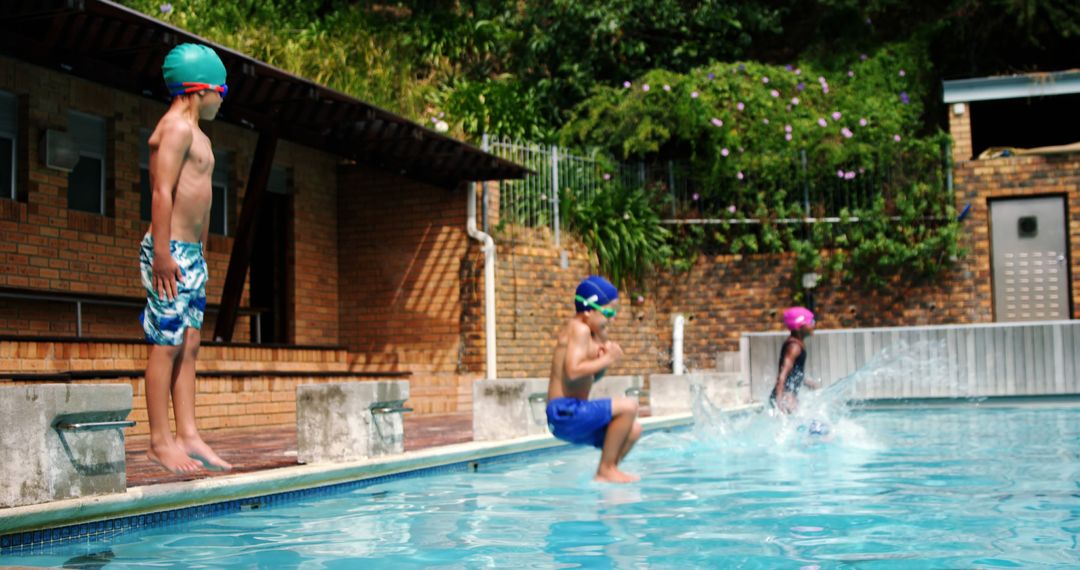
left=67, top=111, right=106, bottom=214
left=210, top=150, right=231, bottom=235
left=0, top=91, right=16, bottom=200
left=138, top=128, right=152, bottom=221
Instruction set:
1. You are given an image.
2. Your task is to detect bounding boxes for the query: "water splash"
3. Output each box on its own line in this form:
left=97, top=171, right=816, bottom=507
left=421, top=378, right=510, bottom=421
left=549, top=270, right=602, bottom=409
left=687, top=340, right=953, bottom=454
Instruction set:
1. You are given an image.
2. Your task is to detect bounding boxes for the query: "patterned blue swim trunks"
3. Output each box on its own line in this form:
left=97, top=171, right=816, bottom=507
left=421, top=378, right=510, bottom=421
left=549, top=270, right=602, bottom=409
left=139, top=233, right=208, bottom=346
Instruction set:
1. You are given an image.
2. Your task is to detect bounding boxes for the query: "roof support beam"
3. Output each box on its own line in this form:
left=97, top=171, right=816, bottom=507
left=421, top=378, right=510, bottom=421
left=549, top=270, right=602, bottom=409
left=214, top=131, right=278, bottom=342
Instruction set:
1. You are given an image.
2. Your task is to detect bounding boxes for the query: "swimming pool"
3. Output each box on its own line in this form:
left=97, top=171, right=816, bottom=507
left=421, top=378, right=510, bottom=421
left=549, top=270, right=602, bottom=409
left=4, top=404, right=1079, bottom=568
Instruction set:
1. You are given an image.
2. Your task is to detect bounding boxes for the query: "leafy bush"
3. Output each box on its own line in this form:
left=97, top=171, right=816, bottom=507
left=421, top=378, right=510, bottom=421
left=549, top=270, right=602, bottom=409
left=560, top=42, right=964, bottom=291
left=562, top=184, right=672, bottom=289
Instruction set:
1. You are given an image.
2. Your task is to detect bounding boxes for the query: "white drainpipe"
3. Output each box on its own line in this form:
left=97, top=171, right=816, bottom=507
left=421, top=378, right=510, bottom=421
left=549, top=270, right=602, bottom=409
left=672, top=314, right=685, bottom=375
left=468, top=181, right=497, bottom=379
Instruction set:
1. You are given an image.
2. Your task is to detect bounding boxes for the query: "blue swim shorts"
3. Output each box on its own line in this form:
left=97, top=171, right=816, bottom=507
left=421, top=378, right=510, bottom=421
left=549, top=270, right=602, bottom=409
left=546, top=397, right=613, bottom=448
left=139, top=233, right=208, bottom=346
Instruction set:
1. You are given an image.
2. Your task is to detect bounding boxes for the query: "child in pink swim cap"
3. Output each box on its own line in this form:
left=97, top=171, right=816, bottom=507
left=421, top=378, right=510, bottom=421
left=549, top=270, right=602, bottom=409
left=771, top=306, right=821, bottom=414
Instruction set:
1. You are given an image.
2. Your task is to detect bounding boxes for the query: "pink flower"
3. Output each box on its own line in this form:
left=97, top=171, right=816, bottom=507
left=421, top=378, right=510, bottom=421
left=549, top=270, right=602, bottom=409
left=841, top=127, right=853, bottom=138
left=663, top=84, right=671, bottom=91
left=831, top=111, right=842, bottom=121
left=736, top=171, right=744, bottom=180
left=642, top=84, right=650, bottom=92
left=860, top=53, right=868, bottom=61
left=837, top=170, right=845, bottom=178
left=692, top=193, right=700, bottom=201
left=737, top=101, right=745, bottom=111
left=763, top=118, right=770, bottom=124
left=899, top=69, right=906, bottom=77
left=791, top=97, right=800, bottom=105
left=893, top=134, right=902, bottom=142
left=785, top=124, right=792, bottom=132
left=603, top=173, right=611, bottom=181
left=859, top=118, right=868, bottom=127
left=770, top=89, right=780, bottom=98
left=711, top=118, right=724, bottom=127
left=818, top=76, right=827, bottom=84
left=822, top=85, right=829, bottom=94
left=762, top=76, right=770, bottom=84
left=785, top=133, right=793, bottom=141
left=818, top=118, right=828, bottom=127
left=848, top=70, right=854, bottom=77
left=844, top=171, right=856, bottom=180
left=691, top=91, right=699, bottom=99
left=795, top=68, right=802, bottom=75
left=721, top=147, right=730, bottom=156
left=728, top=205, right=737, bottom=213
left=637, top=295, right=645, bottom=304
left=623, top=81, right=631, bottom=88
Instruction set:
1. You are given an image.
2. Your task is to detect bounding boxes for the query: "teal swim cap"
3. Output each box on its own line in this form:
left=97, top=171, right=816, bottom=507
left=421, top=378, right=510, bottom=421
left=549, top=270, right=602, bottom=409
left=162, top=43, right=227, bottom=97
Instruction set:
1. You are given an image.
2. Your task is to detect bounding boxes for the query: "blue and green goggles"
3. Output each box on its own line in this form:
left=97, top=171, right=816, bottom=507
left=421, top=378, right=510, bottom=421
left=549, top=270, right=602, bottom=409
left=576, top=295, right=617, bottom=318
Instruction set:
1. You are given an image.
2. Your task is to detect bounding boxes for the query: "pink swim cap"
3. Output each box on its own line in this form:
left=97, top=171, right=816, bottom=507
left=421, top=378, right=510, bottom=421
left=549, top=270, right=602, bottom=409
left=782, top=306, right=815, bottom=331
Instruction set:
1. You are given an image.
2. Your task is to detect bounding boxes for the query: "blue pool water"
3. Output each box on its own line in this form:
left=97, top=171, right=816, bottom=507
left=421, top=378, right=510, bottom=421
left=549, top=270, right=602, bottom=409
left=5, top=405, right=1080, bottom=568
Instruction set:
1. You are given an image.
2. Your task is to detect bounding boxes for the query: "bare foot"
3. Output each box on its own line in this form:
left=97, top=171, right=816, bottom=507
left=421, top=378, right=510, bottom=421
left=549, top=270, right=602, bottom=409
left=177, top=435, right=233, bottom=471
left=147, top=443, right=202, bottom=474
left=594, top=465, right=640, bottom=484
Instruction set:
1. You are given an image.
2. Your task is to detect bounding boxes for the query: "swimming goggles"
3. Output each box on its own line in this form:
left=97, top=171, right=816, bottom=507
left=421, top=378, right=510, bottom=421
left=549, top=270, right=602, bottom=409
left=168, top=82, right=228, bottom=98
left=576, top=295, right=617, bottom=318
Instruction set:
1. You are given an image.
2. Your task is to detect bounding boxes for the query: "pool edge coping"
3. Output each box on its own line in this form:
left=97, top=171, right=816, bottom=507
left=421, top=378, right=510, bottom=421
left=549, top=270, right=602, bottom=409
left=0, top=409, right=749, bottom=536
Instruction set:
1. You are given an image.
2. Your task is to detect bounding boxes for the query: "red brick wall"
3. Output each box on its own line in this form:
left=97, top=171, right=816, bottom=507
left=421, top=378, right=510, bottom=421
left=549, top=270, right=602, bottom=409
left=488, top=240, right=665, bottom=378
left=337, top=168, right=474, bottom=373
left=953, top=152, right=1080, bottom=320
left=275, top=141, right=340, bottom=345
left=0, top=56, right=341, bottom=344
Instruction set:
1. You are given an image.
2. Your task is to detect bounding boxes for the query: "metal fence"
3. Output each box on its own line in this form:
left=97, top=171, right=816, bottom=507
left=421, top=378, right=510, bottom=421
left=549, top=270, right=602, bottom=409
left=482, top=134, right=951, bottom=244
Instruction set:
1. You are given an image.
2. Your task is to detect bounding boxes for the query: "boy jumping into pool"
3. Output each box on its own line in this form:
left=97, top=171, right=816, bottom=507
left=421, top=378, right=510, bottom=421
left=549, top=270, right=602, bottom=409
left=546, top=276, right=642, bottom=483
left=770, top=306, right=822, bottom=414
left=139, top=43, right=231, bottom=474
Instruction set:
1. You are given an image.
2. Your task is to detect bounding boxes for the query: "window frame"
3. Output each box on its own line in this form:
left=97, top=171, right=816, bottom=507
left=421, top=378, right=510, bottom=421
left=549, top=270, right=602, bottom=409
left=0, top=90, right=17, bottom=200
left=67, top=110, right=107, bottom=215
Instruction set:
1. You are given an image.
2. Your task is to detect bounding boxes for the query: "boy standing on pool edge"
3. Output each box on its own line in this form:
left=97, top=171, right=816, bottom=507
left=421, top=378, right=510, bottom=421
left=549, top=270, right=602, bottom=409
left=546, top=276, right=642, bottom=483
left=139, top=43, right=232, bottom=474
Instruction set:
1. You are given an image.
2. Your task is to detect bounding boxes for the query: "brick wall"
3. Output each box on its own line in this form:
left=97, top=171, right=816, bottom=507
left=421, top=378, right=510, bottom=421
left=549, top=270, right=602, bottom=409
left=482, top=240, right=979, bottom=378
left=337, top=168, right=473, bottom=373
left=952, top=152, right=1080, bottom=319
left=948, top=102, right=973, bottom=162
left=0, top=55, right=339, bottom=344
left=487, top=240, right=665, bottom=378
left=275, top=141, right=340, bottom=345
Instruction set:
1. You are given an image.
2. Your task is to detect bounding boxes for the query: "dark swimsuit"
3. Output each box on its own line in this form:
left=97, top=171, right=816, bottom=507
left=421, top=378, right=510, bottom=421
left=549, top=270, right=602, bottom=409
left=770, top=337, right=807, bottom=407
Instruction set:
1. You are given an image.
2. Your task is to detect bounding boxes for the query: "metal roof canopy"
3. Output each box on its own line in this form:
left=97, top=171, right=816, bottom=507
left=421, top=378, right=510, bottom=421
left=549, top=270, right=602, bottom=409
left=942, top=70, right=1080, bottom=104
left=0, top=0, right=530, bottom=187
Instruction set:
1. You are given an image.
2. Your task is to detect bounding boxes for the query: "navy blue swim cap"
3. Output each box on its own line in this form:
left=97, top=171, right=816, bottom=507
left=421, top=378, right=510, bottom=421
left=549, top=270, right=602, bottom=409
left=575, top=275, right=618, bottom=313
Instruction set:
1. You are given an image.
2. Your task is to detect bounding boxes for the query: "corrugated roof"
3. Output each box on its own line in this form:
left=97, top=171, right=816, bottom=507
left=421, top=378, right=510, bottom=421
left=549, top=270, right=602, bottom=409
left=0, top=0, right=530, bottom=186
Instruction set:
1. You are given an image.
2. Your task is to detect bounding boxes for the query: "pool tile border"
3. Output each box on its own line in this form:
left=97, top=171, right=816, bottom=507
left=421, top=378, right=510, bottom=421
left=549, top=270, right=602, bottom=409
left=0, top=413, right=703, bottom=554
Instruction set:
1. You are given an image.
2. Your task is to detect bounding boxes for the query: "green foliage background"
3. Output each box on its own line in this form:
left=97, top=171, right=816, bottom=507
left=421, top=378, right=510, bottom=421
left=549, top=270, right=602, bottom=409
left=122, top=0, right=1070, bottom=291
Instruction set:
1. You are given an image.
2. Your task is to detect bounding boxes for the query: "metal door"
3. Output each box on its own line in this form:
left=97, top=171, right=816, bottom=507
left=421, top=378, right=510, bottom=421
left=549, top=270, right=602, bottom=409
left=990, top=196, right=1070, bottom=321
